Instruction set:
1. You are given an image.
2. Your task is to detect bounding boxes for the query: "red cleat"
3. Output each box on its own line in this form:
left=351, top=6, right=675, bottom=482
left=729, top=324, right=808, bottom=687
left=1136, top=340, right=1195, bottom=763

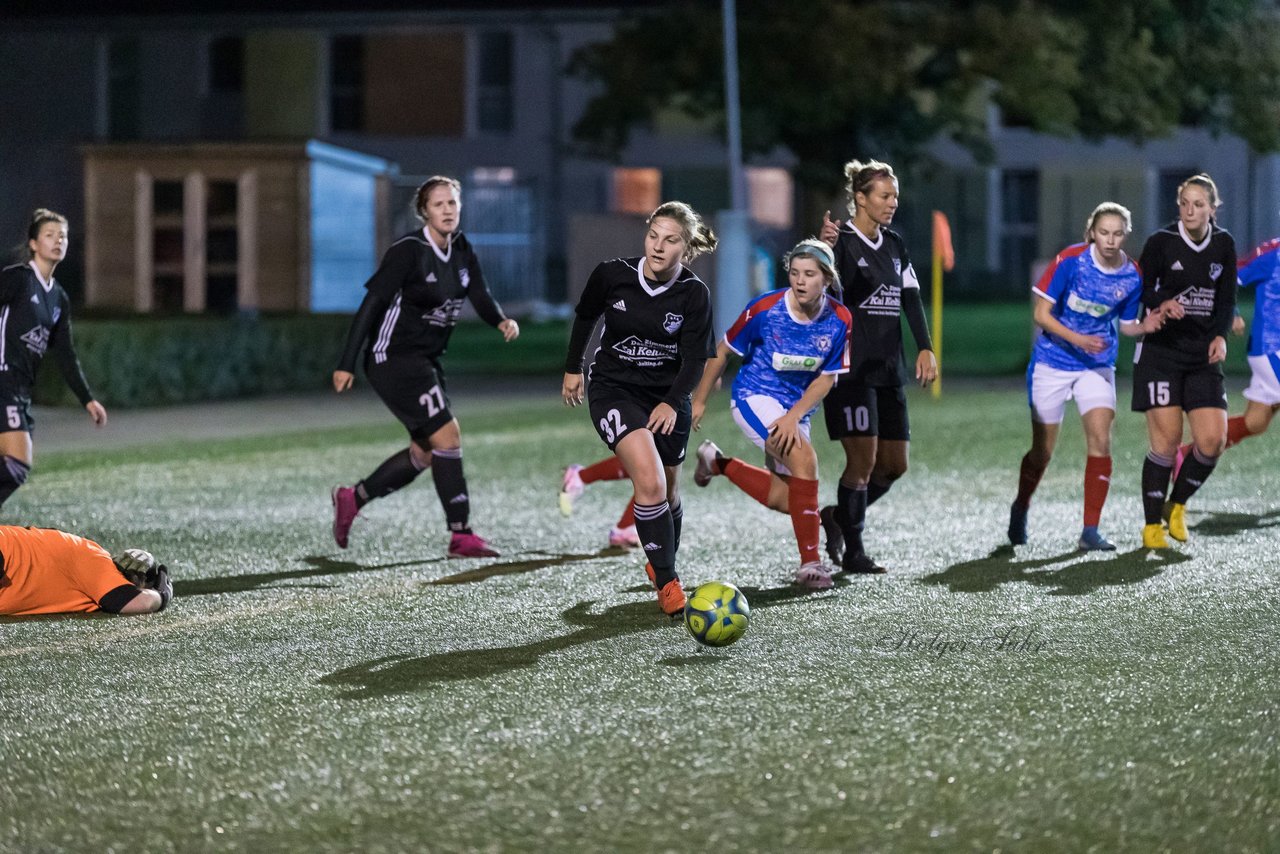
left=448, top=532, right=500, bottom=558
left=331, top=486, right=358, bottom=549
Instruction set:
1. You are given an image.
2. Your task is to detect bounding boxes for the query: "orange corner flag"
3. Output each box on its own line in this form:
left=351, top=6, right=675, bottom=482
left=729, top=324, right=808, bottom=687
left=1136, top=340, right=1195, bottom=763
left=932, top=211, right=955, bottom=272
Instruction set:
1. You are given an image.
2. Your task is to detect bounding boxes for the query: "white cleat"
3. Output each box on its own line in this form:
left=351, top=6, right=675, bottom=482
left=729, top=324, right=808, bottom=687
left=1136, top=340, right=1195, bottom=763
left=795, top=561, right=836, bottom=590
left=559, top=464, right=585, bottom=517
left=694, top=440, right=722, bottom=487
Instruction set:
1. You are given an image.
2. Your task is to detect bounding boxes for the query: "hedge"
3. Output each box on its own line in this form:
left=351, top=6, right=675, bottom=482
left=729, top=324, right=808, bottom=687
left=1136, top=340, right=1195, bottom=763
left=34, top=314, right=568, bottom=409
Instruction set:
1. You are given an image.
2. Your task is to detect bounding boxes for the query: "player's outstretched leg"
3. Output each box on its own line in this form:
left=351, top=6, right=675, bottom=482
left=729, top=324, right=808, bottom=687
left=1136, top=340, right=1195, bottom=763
left=558, top=456, right=629, bottom=517
left=332, top=447, right=429, bottom=548
left=693, top=440, right=724, bottom=487
left=1009, top=451, right=1048, bottom=545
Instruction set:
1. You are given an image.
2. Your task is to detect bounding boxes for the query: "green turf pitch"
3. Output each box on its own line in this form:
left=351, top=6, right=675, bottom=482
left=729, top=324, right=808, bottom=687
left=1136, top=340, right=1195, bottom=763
left=2, top=384, right=1277, bottom=852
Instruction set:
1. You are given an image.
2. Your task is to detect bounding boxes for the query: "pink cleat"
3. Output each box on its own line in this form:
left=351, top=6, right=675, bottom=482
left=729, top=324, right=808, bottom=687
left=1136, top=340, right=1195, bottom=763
left=1172, top=442, right=1192, bottom=483
left=331, top=486, right=359, bottom=549
left=559, top=464, right=585, bottom=517
left=448, top=531, right=501, bottom=558
left=608, top=524, right=641, bottom=548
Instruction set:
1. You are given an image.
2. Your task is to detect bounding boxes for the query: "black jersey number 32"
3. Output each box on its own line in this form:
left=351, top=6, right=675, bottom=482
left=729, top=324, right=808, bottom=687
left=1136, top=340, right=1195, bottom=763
left=600, top=409, right=628, bottom=443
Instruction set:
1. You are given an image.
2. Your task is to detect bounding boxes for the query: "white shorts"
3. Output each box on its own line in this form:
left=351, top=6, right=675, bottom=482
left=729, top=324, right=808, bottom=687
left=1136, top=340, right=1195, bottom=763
left=1243, top=353, right=1280, bottom=406
left=1028, top=362, right=1116, bottom=424
left=730, top=394, right=810, bottom=477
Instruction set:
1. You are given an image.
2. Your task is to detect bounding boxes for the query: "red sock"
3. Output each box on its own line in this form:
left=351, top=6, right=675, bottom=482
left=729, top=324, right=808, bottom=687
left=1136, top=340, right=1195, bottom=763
left=581, top=456, right=627, bottom=484
left=1226, top=416, right=1251, bottom=449
left=616, top=498, right=635, bottom=529
left=787, top=477, right=821, bottom=565
left=1016, top=452, right=1048, bottom=507
left=1082, top=455, right=1111, bottom=527
left=722, top=458, right=774, bottom=506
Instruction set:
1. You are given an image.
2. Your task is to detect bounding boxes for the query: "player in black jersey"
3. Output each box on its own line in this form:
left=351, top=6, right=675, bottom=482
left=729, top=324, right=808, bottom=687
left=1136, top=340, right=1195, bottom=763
left=1132, top=174, right=1236, bottom=549
left=332, top=177, right=519, bottom=558
left=817, top=160, right=937, bottom=574
left=562, top=201, right=717, bottom=616
left=0, top=209, right=107, bottom=511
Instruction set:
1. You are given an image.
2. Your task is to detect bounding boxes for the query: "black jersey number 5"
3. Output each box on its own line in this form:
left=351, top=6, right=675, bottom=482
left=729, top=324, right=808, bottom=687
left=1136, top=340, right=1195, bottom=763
left=418, top=386, right=446, bottom=416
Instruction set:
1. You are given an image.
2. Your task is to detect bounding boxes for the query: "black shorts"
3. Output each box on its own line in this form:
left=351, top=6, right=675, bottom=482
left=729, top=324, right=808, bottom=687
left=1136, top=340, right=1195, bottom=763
left=823, top=381, right=910, bottom=441
left=365, top=353, right=454, bottom=442
left=0, top=389, right=33, bottom=433
left=587, top=379, right=692, bottom=467
left=1131, top=348, right=1227, bottom=412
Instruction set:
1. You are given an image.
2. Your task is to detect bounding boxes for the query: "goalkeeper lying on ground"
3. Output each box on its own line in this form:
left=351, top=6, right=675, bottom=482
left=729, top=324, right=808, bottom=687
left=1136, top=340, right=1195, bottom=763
left=0, top=525, right=172, bottom=615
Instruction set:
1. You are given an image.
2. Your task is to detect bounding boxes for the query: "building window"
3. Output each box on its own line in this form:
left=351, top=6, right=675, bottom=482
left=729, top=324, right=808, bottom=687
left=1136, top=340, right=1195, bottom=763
left=612, top=168, right=661, bottom=215
left=1000, top=170, right=1039, bottom=286
left=208, top=36, right=244, bottom=94
left=746, top=167, right=793, bottom=229
left=330, top=35, right=365, bottom=132
left=108, top=38, right=141, bottom=141
left=151, top=180, right=184, bottom=311
left=206, top=180, right=239, bottom=313
left=476, top=31, right=513, bottom=134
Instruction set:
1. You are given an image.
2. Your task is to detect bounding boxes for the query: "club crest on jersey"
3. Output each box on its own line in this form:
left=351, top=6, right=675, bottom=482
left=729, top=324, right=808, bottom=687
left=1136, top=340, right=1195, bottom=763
left=893, top=259, right=901, bottom=275
left=51, top=307, right=61, bottom=324
left=19, top=325, right=50, bottom=356
left=460, top=269, right=470, bottom=288
left=662, top=313, right=684, bottom=334
left=816, top=334, right=832, bottom=352
left=1209, top=263, right=1223, bottom=281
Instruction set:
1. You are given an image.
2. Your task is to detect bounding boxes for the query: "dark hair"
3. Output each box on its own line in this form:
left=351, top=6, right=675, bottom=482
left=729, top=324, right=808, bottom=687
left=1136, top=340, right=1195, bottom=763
left=27, top=208, right=68, bottom=259
left=647, top=201, right=718, bottom=261
left=842, top=159, right=896, bottom=216
left=413, top=176, right=462, bottom=221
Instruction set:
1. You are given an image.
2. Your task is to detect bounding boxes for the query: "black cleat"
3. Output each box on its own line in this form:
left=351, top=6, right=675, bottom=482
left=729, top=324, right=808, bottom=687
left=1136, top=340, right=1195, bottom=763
left=842, top=551, right=887, bottom=575
left=819, top=505, right=845, bottom=565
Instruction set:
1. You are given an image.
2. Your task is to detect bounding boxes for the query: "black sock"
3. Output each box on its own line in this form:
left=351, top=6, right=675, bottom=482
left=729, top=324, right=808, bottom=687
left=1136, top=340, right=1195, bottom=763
left=430, top=448, right=470, bottom=532
left=1142, top=451, right=1174, bottom=525
left=835, top=481, right=853, bottom=529
left=0, top=456, right=30, bottom=509
left=634, top=500, right=677, bottom=587
left=671, top=501, right=683, bottom=555
left=1171, top=448, right=1218, bottom=505
left=356, top=448, right=426, bottom=507
left=866, top=477, right=892, bottom=507
left=840, top=480, right=868, bottom=556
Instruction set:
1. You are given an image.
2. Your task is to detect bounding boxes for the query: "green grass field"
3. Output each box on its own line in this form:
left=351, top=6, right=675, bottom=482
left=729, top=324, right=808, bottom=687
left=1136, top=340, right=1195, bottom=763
left=2, top=384, right=1277, bottom=852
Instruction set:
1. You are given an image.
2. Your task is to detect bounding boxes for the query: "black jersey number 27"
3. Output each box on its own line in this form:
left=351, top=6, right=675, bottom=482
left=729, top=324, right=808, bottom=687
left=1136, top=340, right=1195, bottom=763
left=418, top=385, right=446, bottom=416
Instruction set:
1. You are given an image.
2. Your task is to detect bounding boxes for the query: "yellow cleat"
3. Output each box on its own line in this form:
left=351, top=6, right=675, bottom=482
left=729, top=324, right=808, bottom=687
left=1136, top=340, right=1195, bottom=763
left=1166, top=502, right=1189, bottom=542
left=1142, top=523, right=1170, bottom=549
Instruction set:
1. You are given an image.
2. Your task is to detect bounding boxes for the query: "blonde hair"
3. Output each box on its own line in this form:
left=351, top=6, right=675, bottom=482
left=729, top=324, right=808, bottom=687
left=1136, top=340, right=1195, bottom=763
left=843, top=159, right=897, bottom=216
left=1177, top=173, right=1222, bottom=210
left=1084, top=201, right=1132, bottom=243
left=648, top=201, right=718, bottom=261
left=783, top=238, right=841, bottom=294
left=27, top=208, right=68, bottom=258
left=414, top=176, right=462, bottom=221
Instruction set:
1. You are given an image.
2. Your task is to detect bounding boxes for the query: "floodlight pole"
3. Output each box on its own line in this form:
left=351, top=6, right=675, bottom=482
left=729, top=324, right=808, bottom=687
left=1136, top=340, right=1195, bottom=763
left=715, top=0, right=751, bottom=338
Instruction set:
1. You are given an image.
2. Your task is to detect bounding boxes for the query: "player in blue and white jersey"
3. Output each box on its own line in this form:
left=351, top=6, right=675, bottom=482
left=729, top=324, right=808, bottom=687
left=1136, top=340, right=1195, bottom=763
left=1009, top=202, right=1164, bottom=551
left=1176, top=235, right=1280, bottom=466
left=691, top=239, right=853, bottom=589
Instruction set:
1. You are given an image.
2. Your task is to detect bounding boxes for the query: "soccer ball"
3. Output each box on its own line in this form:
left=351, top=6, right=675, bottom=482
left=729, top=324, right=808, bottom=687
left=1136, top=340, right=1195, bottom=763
left=683, top=581, right=750, bottom=647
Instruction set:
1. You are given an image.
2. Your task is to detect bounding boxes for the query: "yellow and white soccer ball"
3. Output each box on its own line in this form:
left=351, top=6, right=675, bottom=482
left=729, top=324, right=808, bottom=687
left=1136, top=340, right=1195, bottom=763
left=683, top=581, right=750, bottom=647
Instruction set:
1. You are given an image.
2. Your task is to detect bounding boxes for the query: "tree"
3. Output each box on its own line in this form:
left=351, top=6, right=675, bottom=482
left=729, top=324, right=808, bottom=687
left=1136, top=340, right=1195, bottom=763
left=569, top=0, right=1280, bottom=193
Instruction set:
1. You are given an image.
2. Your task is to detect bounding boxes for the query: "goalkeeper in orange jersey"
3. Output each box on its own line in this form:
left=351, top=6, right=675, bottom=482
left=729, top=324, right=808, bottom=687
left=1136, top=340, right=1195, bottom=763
left=0, top=525, right=172, bottom=616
